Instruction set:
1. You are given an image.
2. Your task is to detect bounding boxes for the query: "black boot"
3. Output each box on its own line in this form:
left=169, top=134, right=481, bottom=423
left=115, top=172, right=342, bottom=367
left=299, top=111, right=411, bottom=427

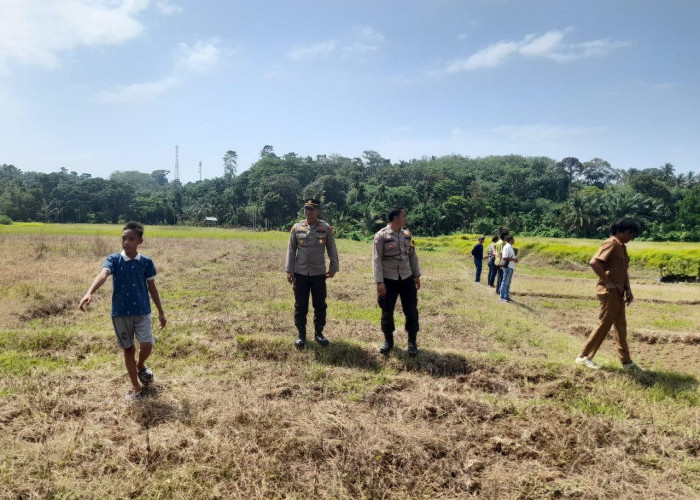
left=379, top=332, right=394, bottom=355
left=407, top=332, right=418, bottom=357
left=295, top=331, right=306, bottom=349
left=314, top=332, right=329, bottom=347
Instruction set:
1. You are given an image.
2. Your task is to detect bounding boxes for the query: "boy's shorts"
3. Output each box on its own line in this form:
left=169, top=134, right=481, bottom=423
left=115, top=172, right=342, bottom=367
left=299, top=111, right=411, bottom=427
left=111, top=314, right=155, bottom=349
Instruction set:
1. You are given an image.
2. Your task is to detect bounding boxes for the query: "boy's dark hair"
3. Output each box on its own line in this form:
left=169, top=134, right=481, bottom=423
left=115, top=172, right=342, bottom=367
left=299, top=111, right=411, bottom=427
left=506, top=235, right=515, bottom=243
left=388, top=207, right=405, bottom=222
left=610, top=218, right=640, bottom=237
left=498, top=227, right=510, bottom=240
left=491, top=236, right=498, bottom=243
left=123, top=221, right=145, bottom=238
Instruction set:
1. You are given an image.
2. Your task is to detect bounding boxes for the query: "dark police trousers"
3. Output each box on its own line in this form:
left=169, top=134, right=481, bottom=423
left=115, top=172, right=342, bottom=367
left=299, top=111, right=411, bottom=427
left=378, top=275, right=419, bottom=340
left=294, top=273, right=326, bottom=334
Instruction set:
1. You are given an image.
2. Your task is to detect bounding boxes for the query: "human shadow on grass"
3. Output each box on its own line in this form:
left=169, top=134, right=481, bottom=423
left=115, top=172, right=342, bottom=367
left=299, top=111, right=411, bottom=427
left=508, top=298, right=535, bottom=313
left=617, top=367, right=698, bottom=397
left=127, top=384, right=194, bottom=429
left=311, top=339, right=383, bottom=372
left=391, top=349, right=470, bottom=378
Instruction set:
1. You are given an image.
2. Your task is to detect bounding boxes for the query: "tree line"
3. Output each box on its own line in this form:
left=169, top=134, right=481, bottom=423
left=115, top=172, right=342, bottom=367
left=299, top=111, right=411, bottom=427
left=1, top=147, right=698, bottom=241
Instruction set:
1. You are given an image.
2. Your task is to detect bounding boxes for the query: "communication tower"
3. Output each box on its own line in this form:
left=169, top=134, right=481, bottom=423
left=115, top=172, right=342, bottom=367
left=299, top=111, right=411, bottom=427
left=174, top=145, right=180, bottom=182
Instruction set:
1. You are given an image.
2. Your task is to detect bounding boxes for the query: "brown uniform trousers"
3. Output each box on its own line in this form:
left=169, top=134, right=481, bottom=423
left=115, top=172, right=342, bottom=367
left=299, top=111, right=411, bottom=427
left=581, top=289, right=632, bottom=364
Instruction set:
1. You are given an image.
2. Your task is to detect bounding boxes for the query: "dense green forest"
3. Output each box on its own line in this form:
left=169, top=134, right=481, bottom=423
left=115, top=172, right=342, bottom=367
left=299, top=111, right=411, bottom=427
left=1, top=147, right=698, bottom=240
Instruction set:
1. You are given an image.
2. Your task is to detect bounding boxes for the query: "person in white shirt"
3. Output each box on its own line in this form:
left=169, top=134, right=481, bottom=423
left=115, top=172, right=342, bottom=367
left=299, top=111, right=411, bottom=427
left=499, top=235, right=518, bottom=302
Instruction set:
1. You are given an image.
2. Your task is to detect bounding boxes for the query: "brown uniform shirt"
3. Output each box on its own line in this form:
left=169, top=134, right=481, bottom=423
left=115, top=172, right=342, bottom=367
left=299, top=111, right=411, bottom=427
left=592, top=236, right=629, bottom=295
left=285, top=219, right=339, bottom=276
left=373, top=225, right=421, bottom=283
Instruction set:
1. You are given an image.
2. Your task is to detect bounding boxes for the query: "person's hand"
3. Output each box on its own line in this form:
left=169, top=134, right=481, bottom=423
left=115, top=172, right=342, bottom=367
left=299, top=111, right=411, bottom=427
left=376, top=283, right=387, bottom=297
left=158, top=313, right=167, bottom=328
left=287, top=273, right=295, bottom=284
left=625, top=292, right=634, bottom=305
left=415, top=277, right=421, bottom=290
left=327, top=271, right=336, bottom=278
left=79, top=294, right=92, bottom=311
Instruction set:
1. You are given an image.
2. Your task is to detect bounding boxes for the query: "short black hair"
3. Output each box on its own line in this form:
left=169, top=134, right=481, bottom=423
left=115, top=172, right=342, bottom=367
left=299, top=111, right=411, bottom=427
left=388, top=206, right=405, bottom=222
left=610, top=218, right=640, bottom=237
left=498, top=227, right=510, bottom=240
left=506, top=235, right=515, bottom=243
left=123, top=221, right=144, bottom=238
left=491, top=236, right=498, bottom=242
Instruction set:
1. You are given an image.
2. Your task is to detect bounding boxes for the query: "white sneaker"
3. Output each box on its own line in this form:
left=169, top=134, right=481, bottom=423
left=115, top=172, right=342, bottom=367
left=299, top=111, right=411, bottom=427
left=622, top=362, right=645, bottom=372
left=575, top=356, right=600, bottom=370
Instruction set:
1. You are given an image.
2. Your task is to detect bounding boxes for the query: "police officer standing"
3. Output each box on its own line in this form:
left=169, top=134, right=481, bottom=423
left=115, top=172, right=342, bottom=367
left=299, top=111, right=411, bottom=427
left=373, top=207, right=421, bottom=356
left=285, top=199, right=339, bottom=349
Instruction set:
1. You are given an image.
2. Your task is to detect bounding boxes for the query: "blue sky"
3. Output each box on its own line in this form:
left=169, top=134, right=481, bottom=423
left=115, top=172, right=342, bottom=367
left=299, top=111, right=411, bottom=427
left=1, top=0, right=698, bottom=183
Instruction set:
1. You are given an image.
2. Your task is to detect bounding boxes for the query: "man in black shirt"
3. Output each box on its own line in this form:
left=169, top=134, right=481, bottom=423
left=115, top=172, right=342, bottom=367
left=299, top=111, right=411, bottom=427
left=470, top=236, right=485, bottom=283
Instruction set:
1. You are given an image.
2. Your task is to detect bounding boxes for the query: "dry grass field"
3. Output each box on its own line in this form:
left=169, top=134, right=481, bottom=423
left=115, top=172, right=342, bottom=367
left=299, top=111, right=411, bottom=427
left=0, top=225, right=698, bottom=499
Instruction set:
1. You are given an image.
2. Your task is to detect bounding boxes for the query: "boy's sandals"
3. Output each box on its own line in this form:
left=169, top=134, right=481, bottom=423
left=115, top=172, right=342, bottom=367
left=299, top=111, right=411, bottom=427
left=126, top=389, right=144, bottom=402
left=137, top=367, right=154, bottom=386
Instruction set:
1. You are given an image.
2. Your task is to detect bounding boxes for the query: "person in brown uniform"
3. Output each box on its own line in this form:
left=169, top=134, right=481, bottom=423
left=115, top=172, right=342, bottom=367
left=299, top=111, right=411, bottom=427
left=373, top=206, right=421, bottom=356
left=575, top=218, right=644, bottom=370
left=285, top=199, right=339, bottom=349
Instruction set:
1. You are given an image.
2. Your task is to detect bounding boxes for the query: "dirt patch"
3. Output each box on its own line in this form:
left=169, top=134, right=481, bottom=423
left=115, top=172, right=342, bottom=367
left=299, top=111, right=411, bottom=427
left=19, top=297, right=74, bottom=321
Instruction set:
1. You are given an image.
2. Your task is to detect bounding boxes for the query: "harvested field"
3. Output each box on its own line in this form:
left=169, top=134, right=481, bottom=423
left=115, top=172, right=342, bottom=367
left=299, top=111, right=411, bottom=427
left=0, top=226, right=698, bottom=499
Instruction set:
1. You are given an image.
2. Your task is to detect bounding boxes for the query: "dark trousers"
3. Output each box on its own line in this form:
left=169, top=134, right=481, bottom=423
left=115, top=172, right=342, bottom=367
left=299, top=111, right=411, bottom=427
left=294, top=273, right=326, bottom=334
left=496, top=266, right=504, bottom=293
left=378, top=276, right=419, bottom=341
left=473, top=257, right=483, bottom=282
left=487, top=260, right=497, bottom=286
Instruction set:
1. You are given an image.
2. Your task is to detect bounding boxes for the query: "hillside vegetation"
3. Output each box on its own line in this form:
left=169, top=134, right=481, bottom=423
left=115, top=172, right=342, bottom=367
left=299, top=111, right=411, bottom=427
left=0, top=226, right=698, bottom=499
left=2, top=152, right=698, bottom=241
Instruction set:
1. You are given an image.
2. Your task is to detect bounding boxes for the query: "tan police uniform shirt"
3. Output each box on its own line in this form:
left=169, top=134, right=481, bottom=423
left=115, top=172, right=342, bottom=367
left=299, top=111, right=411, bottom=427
left=592, top=236, right=629, bottom=295
left=285, top=219, right=339, bottom=276
left=373, top=225, right=421, bottom=283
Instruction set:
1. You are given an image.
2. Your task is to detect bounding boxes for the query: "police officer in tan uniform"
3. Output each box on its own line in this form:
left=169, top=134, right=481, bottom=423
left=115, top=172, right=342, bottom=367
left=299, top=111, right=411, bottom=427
left=373, top=206, right=421, bottom=356
left=576, top=218, right=643, bottom=370
left=285, top=199, right=339, bottom=349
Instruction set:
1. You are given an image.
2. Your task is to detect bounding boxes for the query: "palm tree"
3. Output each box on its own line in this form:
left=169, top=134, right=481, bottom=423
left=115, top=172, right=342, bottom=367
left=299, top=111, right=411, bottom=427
left=563, top=193, right=599, bottom=237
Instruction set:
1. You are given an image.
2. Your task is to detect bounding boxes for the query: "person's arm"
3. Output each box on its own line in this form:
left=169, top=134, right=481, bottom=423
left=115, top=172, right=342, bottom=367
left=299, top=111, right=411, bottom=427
left=284, top=227, right=297, bottom=284
left=147, top=280, right=167, bottom=328
left=325, top=226, right=339, bottom=278
left=624, top=272, right=633, bottom=304
left=373, top=234, right=386, bottom=296
left=79, top=268, right=110, bottom=310
left=590, top=258, right=615, bottom=291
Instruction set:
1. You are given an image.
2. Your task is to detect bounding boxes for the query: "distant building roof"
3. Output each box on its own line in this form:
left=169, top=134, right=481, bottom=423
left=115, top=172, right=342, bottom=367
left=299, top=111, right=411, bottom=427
left=204, top=217, right=218, bottom=222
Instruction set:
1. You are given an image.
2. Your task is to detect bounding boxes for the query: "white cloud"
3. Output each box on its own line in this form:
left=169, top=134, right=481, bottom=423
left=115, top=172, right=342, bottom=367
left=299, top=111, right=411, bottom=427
left=96, top=76, right=178, bottom=103
left=174, top=40, right=225, bottom=73
left=519, top=31, right=566, bottom=57
left=345, top=26, right=385, bottom=53
left=156, top=0, right=182, bottom=15
left=446, top=29, right=630, bottom=73
left=0, top=0, right=148, bottom=71
left=288, top=41, right=337, bottom=61
left=446, top=41, right=518, bottom=72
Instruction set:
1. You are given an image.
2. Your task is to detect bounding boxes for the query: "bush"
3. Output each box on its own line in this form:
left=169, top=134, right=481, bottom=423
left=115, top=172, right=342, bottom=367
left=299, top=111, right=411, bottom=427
left=0, top=214, right=13, bottom=225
